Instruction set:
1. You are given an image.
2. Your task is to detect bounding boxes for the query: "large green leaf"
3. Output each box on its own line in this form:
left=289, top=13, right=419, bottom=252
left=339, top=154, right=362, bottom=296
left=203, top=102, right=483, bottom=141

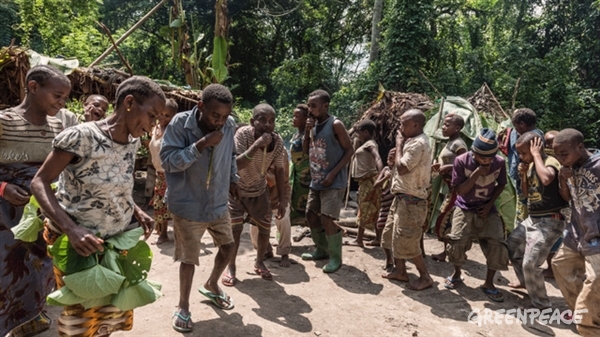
left=100, top=248, right=123, bottom=275
left=111, top=279, right=162, bottom=311
left=105, top=227, right=144, bottom=250
left=12, top=200, right=44, bottom=242
left=47, top=286, right=86, bottom=306
left=64, top=265, right=125, bottom=299
left=211, top=36, right=228, bottom=83
left=117, top=240, right=152, bottom=286
left=48, top=234, right=96, bottom=274
left=79, top=295, right=113, bottom=310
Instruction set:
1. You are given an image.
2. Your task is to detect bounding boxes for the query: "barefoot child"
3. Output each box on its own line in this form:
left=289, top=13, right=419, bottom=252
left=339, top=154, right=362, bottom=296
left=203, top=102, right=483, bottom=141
left=444, top=128, right=509, bottom=302
left=373, top=149, right=395, bottom=269
left=431, top=113, right=467, bottom=262
left=149, top=98, right=178, bottom=245
left=226, top=103, right=287, bottom=283
left=346, top=119, right=382, bottom=247
left=381, top=109, right=434, bottom=291
left=289, top=104, right=311, bottom=223
left=506, top=131, right=568, bottom=308
left=551, top=128, right=600, bottom=335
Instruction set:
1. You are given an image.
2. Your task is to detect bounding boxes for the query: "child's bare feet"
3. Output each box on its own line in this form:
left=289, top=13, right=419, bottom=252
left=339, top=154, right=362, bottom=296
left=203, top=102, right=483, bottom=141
left=343, top=239, right=364, bottom=247
left=365, top=240, right=380, bottom=246
left=431, top=251, right=447, bottom=262
left=507, top=282, right=525, bottom=289
left=382, top=268, right=409, bottom=282
left=153, top=234, right=169, bottom=245
left=407, top=276, right=433, bottom=291
left=279, top=254, right=291, bottom=267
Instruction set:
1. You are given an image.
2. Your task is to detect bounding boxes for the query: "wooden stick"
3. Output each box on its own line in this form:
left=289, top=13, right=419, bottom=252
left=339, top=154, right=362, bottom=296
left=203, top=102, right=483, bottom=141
left=88, top=0, right=168, bottom=67
left=418, top=69, right=442, bottom=98
left=96, top=21, right=134, bottom=76
left=484, top=82, right=509, bottom=119
left=206, top=148, right=214, bottom=190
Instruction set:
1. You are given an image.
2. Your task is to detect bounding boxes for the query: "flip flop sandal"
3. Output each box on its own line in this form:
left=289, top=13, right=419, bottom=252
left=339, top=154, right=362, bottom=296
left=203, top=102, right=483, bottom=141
left=198, top=286, right=235, bottom=310
left=481, top=287, right=505, bottom=302
left=254, top=267, right=273, bottom=280
left=221, top=273, right=236, bottom=287
left=444, top=276, right=463, bottom=290
left=172, top=311, right=193, bottom=333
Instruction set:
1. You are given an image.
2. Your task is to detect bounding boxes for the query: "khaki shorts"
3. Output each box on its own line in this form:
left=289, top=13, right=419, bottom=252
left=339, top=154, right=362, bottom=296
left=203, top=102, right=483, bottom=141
left=306, top=188, right=345, bottom=220
left=173, top=213, right=234, bottom=265
left=229, top=191, right=272, bottom=234
left=381, top=197, right=427, bottom=260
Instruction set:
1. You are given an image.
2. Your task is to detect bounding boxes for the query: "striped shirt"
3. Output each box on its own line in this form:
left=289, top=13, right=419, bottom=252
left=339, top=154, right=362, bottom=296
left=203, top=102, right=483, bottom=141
left=235, top=125, right=284, bottom=197
left=0, top=108, right=64, bottom=164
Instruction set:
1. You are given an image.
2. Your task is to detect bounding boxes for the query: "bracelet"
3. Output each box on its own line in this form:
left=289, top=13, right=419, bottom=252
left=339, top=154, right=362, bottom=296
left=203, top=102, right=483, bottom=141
left=244, top=152, right=253, bottom=160
left=0, top=182, right=7, bottom=198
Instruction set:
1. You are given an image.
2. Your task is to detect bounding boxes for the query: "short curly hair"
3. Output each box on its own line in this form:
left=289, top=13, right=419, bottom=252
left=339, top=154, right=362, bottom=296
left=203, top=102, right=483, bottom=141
left=114, top=76, right=165, bottom=109
left=201, top=84, right=233, bottom=105
left=308, top=89, right=330, bottom=103
left=26, top=65, right=70, bottom=87
left=357, top=119, right=376, bottom=135
left=512, top=108, right=537, bottom=127
left=554, top=128, right=584, bottom=146
left=516, top=131, right=543, bottom=145
left=253, top=103, right=276, bottom=117
left=165, top=98, right=178, bottom=113
left=295, top=103, right=309, bottom=116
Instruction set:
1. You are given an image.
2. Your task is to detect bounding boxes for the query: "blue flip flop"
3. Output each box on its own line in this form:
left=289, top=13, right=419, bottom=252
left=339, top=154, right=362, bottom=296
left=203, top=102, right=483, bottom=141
left=199, top=286, right=235, bottom=310
left=481, top=287, right=505, bottom=302
left=172, top=311, right=193, bottom=333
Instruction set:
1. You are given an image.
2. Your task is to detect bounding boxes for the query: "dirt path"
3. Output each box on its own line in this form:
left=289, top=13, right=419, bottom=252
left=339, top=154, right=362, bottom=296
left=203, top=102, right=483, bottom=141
left=36, top=176, right=578, bottom=336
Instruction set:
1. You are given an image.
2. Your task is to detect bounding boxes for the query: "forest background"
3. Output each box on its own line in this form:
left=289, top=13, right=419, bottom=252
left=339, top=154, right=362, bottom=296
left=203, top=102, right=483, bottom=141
left=1, top=0, right=599, bottom=145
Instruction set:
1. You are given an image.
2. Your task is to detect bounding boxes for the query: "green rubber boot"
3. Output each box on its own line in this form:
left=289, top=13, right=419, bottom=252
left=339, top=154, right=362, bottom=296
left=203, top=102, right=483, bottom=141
left=323, top=231, right=343, bottom=273
left=301, top=227, right=329, bottom=261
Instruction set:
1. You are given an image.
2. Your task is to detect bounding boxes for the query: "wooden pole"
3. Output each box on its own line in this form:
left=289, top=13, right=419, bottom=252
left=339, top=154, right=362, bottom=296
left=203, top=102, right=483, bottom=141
left=96, top=22, right=134, bottom=76
left=88, top=0, right=168, bottom=67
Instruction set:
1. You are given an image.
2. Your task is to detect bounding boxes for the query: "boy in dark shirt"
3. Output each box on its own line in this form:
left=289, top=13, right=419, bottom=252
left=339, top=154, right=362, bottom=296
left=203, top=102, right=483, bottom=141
left=506, top=131, right=568, bottom=309
left=551, top=128, right=600, bottom=336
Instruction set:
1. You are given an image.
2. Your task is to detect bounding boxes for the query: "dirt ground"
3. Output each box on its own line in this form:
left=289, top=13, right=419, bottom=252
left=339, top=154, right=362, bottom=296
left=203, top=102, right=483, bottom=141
left=37, top=175, right=579, bottom=337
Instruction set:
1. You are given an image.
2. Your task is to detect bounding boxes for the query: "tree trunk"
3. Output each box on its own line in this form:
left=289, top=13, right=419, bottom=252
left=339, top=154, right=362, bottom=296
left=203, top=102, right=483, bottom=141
left=369, top=0, right=384, bottom=64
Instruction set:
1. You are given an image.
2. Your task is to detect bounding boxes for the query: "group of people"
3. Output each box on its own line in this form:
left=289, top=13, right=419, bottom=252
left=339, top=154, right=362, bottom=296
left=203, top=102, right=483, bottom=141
left=1, top=63, right=599, bottom=336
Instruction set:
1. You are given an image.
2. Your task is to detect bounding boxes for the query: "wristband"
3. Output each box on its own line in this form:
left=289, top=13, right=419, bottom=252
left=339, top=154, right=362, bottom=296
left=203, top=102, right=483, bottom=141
left=0, top=182, right=7, bottom=198
left=244, top=152, right=253, bottom=160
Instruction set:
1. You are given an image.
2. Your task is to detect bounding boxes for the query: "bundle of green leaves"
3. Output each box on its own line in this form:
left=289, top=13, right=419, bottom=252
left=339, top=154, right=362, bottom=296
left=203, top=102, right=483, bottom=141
left=47, top=227, right=162, bottom=311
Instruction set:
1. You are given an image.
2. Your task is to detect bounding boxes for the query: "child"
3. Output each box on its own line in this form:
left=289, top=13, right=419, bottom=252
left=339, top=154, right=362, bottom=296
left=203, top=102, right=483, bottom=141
left=149, top=98, right=178, bottom=245
left=444, top=128, right=509, bottom=302
left=250, top=148, right=293, bottom=267
left=289, top=104, right=311, bottom=224
left=346, top=119, right=383, bottom=247
left=506, top=131, right=568, bottom=309
left=506, top=108, right=544, bottom=220
left=373, top=149, right=396, bottom=269
left=543, top=129, right=562, bottom=278
left=226, top=103, right=287, bottom=283
left=301, top=89, right=354, bottom=274
left=83, top=94, right=109, bottom=122
left=431, top=113, right=467, bottom=262
left=381, top=109, right=433, bottom=291
left=551, top=128, right=600, bottom=335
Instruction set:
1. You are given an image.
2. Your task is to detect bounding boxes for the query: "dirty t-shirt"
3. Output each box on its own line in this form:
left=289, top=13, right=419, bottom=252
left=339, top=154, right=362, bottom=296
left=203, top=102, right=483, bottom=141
left=452, top=152, right=507, bottom=212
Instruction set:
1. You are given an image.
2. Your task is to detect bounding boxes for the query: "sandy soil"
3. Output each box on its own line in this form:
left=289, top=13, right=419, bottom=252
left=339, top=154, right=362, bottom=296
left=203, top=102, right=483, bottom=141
left=36, top=176, right=579, bottom=337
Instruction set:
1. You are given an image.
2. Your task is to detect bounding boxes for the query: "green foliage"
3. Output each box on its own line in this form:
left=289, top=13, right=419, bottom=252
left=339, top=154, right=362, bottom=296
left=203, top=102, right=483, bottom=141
left=46, top=228, right=162, bottom=311
left=14, top=0, right=106, bottom=65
